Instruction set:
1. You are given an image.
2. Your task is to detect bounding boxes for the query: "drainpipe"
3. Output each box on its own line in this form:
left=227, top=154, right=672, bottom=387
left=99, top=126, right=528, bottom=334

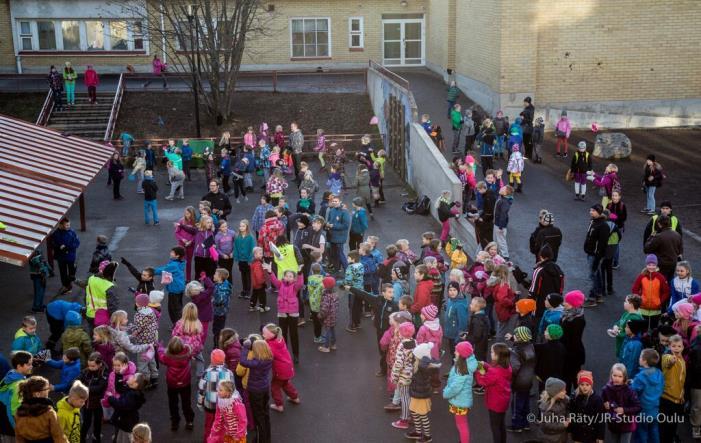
left=160, top=1, right=167, bottom=64
left=16, top=55, right=22, bottom=74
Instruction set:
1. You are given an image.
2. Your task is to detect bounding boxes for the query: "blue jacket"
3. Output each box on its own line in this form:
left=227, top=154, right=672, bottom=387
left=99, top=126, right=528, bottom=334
left=620, top=335, right=643, bottom=379
left=667, top=277, right=700, bottom=315
left=46, top=358, right=81, bottom=393
left=213, top=280, right=232, bottom=317
left=443, top=295, right=469, bottom=341
left=327, top=207, right=350, bottom=244
left=350, top=208, right=368, bottom=235
left=11, top=329, right=42, bottom=355
left=360, top=255, right=378, bottom=289
left=46, top=300, right=83, bottom=322
left=494, top=196, right=512, bottom=229
left=233, top=234, right=255, bottom=263
left=154, top=259, right=186, bottom=294
left=480, top=141, right=494, bottom=157
left=64, top=310, right=82, bottom=328
left=219, top=157, right=231, bottom=176
left=181, top=144, right=193, bottom=161
left=243, top=151, right=256, bottom=173
left=538, top=307, right=563, bottom=337
left=0, top=355, right=9, bottom=381
left=442, top=355, right=478, bottom=408
left=631, top=366, right=664, bottom=415
left=51, top=228, right=80, bottom=262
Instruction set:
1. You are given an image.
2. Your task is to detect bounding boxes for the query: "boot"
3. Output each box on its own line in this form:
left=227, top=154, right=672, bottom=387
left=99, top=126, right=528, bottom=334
left=516, top=183, right=522, bottom=193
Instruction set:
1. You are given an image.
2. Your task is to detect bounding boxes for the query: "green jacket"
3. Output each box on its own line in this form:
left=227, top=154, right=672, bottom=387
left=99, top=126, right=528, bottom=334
left=0, top=370, right=26, bottom=428
left=63, top=69, right=77, bottom=84
left=164, top=151, right=183, bottom=170
left=446, top=86, right=460, bottom=102
left=450, top=109, right=463, bottom=130
left=61, top=327, right=93, bottom=367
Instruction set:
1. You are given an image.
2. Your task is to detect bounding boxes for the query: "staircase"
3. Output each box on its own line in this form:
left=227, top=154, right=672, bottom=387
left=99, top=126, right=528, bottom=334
left=46, top=92, right=115, bottom=141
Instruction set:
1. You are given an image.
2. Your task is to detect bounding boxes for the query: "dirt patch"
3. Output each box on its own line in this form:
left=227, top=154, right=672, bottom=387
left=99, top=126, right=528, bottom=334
left=114, top=91, right=374, bottom=139
left=538, top=127, right=701, bottom=233
left=0, top=93, right=46, bottom=122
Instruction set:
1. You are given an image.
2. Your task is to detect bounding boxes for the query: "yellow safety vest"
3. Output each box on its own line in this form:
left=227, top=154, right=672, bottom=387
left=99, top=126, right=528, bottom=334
left=85, top=276, right=113, bottom=318
left=274, top=244, right=299, bottom=280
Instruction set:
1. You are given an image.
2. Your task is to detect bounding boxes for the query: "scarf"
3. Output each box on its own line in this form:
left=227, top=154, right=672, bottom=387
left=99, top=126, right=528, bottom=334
left=561, top=306, right=584, bottom=322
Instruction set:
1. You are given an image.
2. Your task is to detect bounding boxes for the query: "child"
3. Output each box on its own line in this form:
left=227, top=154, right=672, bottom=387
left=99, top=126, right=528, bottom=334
left=659, top=334, right=686, bottom=442
left=101, top=352, right=136, bottom=416
left=608, top=294, right=643, bottom=359
left=92, top=325, right=116, bottom=366
left=406, top=343, right=441, bottom=442
left=631, top=349, right=664, bottom=442
left=28, top=249, right=51, bottom=313
left=391, top=265, right=410, bottom=304
left=172, top=303, right=204, bottom=375
left=620, top=319, right=646, bottom=378
left=158, top=336, right=194, bottom=430
left=60, top=310, right=92, bottom=367
left=443, top=341, right=478, bottom=443
left=631, top=254, right=670, bottom=329
left=534, top=324, right=566, bottom=392
left=314, top=128, right=327, bottom=169
left=538, top=293, right=564, bottom=340
left=77, top=352, right=108, bottom=443
left=130, top=293, right=159, bottom=388
left=532, top=116, right=544, bottom=163
left=442, top=282, right=469, bottom=357
left=668, top=261, right=699, bottom=312
left=250, top=247, right=269, bottom=312
left=239, top=338, right=273, bottom=443
left=107, top=372, right=147, bottom=443
left=318, top=277, right=340, bottom=353
left=307, top=264, right=325, bottom=343
left=207, top=380, right=247, bottom=442
left=390, top=322, right=416, bottom=430
left=131, top=423, right=152, bottom=443
left=506, top=145, right=524, bottom=193
left=343, top=250, right=365, bottom=333
left=535, top=377, right=570, bottom=442
left=436, top=190, right=460, bottom=244
left=13, top=375, right=64, bottom=442
left=445, top=238, right=468, bottom=271
left=187, top=278, right=215, bottom=341
left=89, top=235, right=112, bottom=275
left=466, top=297, right=490, bottom=363
left=507, top=326, right=536, bottom=432
left=475, top=343, right=512, bottom=443
left=263, top=323, right=300, bottom=412
left=46, top=347, right=81, bottom=394
left=218, top=329, right=241, bottom=375
left=493, top=185, right=514, bottom=260
left=417, top=304, right=442, bottom=390
left=489, top=264, right=517, bottom=341
left=602, top=363, right=641, bottom=442
left=568, top=370, right=605, bottom=443
left=265, top=265, right=304, bottom=363
left=0, top=351, right=32, bottom=433
left=212, top=268, right=232, bottom=346
left=554, top=111, right=571, bottom=158
left=326, top=166, right=343, bottom=196
left=154, top=246, right=186, bottom=326
left=11, top=316, right=45, bottom=357
left=198, top=349, right=234, bottom=440
left=57, top=380, right=88, bottom=443
left=120, top=257, right=155, bottom=296
left=570, top=141, right=592, bottom=200
left=362, top=284, right=398, bottom=374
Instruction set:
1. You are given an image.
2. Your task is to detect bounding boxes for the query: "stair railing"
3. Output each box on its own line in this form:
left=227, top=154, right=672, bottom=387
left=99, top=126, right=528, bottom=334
left=36, top=89, right=54, bottom=126
left=103, top=73, right=125, bottom=142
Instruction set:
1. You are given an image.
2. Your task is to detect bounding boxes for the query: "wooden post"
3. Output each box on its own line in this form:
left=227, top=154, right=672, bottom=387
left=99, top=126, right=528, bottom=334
left=79, top=193, right=86, bottom=232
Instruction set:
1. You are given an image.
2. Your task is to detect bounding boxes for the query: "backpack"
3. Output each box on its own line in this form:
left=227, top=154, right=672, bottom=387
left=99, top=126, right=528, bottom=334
left=611, top=175, right=622, bottom=195
left=414, top=195, right=431, bottom=216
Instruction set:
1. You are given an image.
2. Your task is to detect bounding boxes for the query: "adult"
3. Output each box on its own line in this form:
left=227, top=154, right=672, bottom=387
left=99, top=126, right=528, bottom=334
left=643, top=200, right=683, bottom=244
left=233, top=220, right=255, bottom=297
left=349, top=197, right=369, bottom=251
left=84, top=64, right=99, bottom=104
left=450, top=103, right=463, bottom=153
left=50, top=217, right=80, bottom=295
left=528, top=244, right=564, bottom=321
left=474, top=181, right=496, bottom=249
left=642, top=154, right=664, bottom=215
left=109, top=152, right=125, bottom=200
left=143, top=54, right=167, bottom=88
left=643, top=215, right=683, bottom=283
left=215, top=220, right=235, bottom=283
left=202, top=180, right=232, bottom=221
left=47, top=65, right=64, bottom=111
left=561, top=291, right=586, bottom=393
left=583, top=204, right=610, bottom=307
left=289, top=122, right=304, bottom=183
left=83, top=261, right=119, bottom=330
left=520, top=96, right=535, bottom=159
left=446, top=80, right=460, bottom=117
left=62, top=61, right=77, bottom=107
left=175, top=206, right=197, bottom=281
left=528, top=210, right=563, bottom=262
left=326, top=195, right=351, bottom=275
left=165, top=160, right=185, bottom=200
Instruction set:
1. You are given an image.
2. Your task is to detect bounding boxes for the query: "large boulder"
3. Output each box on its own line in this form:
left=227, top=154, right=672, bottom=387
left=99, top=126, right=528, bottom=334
left=593, top=133, right=632, bottom=159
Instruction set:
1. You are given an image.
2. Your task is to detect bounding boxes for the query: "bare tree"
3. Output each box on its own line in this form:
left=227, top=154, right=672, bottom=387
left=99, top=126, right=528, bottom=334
left=109, top=0, right=274, bottom=124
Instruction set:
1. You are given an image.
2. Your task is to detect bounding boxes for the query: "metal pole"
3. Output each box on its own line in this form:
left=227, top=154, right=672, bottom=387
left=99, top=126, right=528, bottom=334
left=79, top=193, right=86, bottom=232
left=189, top=13, right=201, bottom=138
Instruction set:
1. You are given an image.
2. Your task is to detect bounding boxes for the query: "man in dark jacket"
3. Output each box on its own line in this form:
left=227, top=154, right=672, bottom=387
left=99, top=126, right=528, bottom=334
left=508, top=327, right=536, bottom=432
left=520, top=97, right=535, bottom=158
left=474, top=182, right=496, bottom=248
left=528, top=245, right=564, bottom=320
left=643, top=215, right=682, bottom=283
left=202, top=180, right=232, bottom=220
left=142, top=170, right=159, bottom=225
left=50, top=217, right=80, bottom=295
left=529, top=210, right=563, bottom=262
left=326, top=196, right=351, bottom=274
left=643, top=200, right=683, bottom=244
left=583, top=204, right=610, bottom=306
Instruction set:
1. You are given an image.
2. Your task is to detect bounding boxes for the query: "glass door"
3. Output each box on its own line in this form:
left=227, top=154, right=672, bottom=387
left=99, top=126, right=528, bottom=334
left=382, top=19, right=424, bottom=66
left=382, top=21, right=402, bottom=66
left=403, top=21, right=422, bottom=65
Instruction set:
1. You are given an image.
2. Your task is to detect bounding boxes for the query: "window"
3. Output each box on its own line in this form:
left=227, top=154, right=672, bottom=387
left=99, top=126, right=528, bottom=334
left=19, top=21, right=32, bottom=50
left=61, top=21, right=80, bottom=50
left=177, top=21, right=193, bottom=51
left=291, top=18, right=329, bottom=58
left=110, top=20, right=129, bottom=50
left=132, top=20, right=144, bottom=50
left=37, top=21, right=56, bottom=50
left=86, top=21, right=105, bottom=50
left=349, top=17, right=363, bottom=49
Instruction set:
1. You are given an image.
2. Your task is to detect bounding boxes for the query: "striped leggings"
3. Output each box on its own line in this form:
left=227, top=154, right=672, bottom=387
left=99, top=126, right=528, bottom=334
left=411, top=412, right=431, bottom=438
left=398, top=384, right=410, bottom=420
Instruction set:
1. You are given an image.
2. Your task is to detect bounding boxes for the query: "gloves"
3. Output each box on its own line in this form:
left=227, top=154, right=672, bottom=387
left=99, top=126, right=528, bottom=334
left=586, top=175, right=594, bottom=181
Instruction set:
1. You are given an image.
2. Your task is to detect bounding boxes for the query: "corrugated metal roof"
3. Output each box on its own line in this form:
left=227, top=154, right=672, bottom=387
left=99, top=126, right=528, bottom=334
left=0, top=114, right=114, bottom=266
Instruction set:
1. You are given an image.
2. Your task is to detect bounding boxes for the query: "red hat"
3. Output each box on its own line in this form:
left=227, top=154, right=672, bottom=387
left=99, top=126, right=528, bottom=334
left=399, top=322, right=415, bottom=338
left=421, top=304, right=438, bottom=321
left=135, top=293, right=149, bottom=308
left=564, top=290, right=585, bottom=309
left=577, top=370, right=594, bottom=386
left=455, top=341, right=473, bottom=358
left=322, top=276, right=336, bottom=289
left=210, top=349, right=226, bottom=366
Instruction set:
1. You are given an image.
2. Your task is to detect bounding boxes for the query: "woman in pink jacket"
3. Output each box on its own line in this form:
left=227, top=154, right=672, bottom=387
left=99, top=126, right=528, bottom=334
left=554, top=110, right=572, bottom=158
left=84, top=64, right=99, bottom=104
left=263, top=323, right=300, bottom=412
left=264, top=264, right=304, bottom=363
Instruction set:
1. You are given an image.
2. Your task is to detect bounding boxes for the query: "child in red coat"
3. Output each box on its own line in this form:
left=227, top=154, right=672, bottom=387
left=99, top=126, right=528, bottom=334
left=158, top=336, right=194, bottom=430
left=474, top=343, right=512, bottom=443
left=263, top=323, right=300, bottom=412
left=410, top=265, right=434, bottom=327
left=631, top=254, right=670, bottom=329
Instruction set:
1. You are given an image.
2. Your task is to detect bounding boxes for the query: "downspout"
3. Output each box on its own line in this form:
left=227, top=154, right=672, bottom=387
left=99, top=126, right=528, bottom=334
left=160, top=1, right=167, bottom=64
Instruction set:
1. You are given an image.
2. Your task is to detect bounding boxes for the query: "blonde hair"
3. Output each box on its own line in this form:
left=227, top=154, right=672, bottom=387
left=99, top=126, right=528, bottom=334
left=69, top=380, right=89, bottom=400
left=251, top=340, right=273, bottom=360
left=491, top=264, right=510, bottom=285
left=180, top=303, right=203, bottom=336
left=185, top=281, right=204, bottom=297
left=396, top=239, right=409, bottom=249
left=110, top=310, right=128, bottom=328
left=264, top=323, right=283, bottom=340
left=131, top=423, right=152, bottom=443
left=21, top=316, right=37, bottom=328
left=217, top=380, right=235, bottom=395
left=93, top=325, right=112, bottom=344
left=215, top=268, right=230, bottom=280
left=606, top=163, right=619, bottom=173
left=677, top=260, right=693, bottom=277
left=253, top=246, right=263, bottom=256
left=610, top=362, right=628, bottom=382
left=449, top=269, right=465, bottom=285
left=238, top=219, right=251, bottom=236
left=198, top=215, right=213, bottom=231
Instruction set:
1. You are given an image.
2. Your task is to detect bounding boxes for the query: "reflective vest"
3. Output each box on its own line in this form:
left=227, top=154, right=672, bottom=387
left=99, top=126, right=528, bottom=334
left=85, top=276, right=113, bottom=318
left=274, top=244, right=298, bottom=280
left=651, top=215, right=679, bottom=235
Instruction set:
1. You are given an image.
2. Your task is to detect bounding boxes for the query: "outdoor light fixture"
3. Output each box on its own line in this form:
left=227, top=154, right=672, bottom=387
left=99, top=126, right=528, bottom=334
left=400, top=0, right=408, bottom=7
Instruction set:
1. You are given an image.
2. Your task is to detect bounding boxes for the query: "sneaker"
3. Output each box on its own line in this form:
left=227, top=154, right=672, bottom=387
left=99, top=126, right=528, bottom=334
left=288, top=397, right=301, bottom=404
left=263, top=306, right=271, bottom=312
left=170, top=422, right=179, bottom=431
left=345, top=326, right=357, bottom=333
left=269, top=404, right=284, bottom=412
left=562, top=152, right=568, bottom=158
left=184, top=422, right=193, bottom=430
left=249, top=306, right=257, bottom=312
left=612, top=264, right=620, bottom=270
left=165, top=196, right=174, bottom=200
left=404, top=431, right=422, bottom=440
left=244, top=195, right=249, bottom=201
left=419, top=436, right=433, bottom=443
left=391, top=419, right=410, bottom=430
left=583, top=298, right=599, bottom=307
left=154, top=221, right=160, bottom=226
left=384, top=402, right=401, bottom=411
left=596, top=296, right=605, bottom=304
left=330, top=344, right=337, bottom=350
left=506, top=426, right=523, bottom=433
left=472, top=386, right=485, bottom=395
left=640, top=208, right=651, bottom=213
left=318, top=346, right=330, bottom=353
left=313, top=337, right=324, bottom=344
left=363, top=312, right=373, bottom=318
left=297, top=319, right=306, bottom=327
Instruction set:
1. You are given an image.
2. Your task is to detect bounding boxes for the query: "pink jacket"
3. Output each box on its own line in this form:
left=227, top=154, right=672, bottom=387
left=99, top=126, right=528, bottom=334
left=172, top=319, right=204, bottom=355
left=152, top=58, right=166, bottom=74
left=270, top=273, right=304, bottom=315
left=555, top=118, right=571, bottom=138
left=175, top=219, right=196, bottom=248
left=416, top=320, right=443, bottom=360
left=84, top=69, right=99, bottom=87
left=474, top=362, right=512, bottom=413
left=266, top=337, right=295, bottom=380
left=244, top=132, right=256, bottom=148
left=101, top=360, right=136, bottom=407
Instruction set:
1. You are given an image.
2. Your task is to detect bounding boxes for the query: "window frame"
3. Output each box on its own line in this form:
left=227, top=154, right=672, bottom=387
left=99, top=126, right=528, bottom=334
left=36, top=20, right=57, bottom=50
left=289, top=17, right=332, bottom=59
left=18, top=20, right=33, bottom=51
left=348, top=17, right=364, bottom=49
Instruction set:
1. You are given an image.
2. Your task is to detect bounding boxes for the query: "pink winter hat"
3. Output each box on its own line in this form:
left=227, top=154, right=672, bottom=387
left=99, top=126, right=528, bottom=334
left=421, top=304, right=438, bottom=321
left=691, top=293, right=701, bottom=305
left=210, top=349, right=226, bottom=366
left=135, top=293, right=149, bottom=308
left=399, top=321, right=416, bottom=338
left=564, top=290, right=585, bottom=308
left=465, top=155, right=475, bottom=165
left=674, top=302, right=695, bottom=321
left=455, top=341, right=473, bottom=358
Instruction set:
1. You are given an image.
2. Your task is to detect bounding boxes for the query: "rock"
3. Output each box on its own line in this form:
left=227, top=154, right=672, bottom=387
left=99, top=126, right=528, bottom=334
left=593, top=133, right=632, bottom=159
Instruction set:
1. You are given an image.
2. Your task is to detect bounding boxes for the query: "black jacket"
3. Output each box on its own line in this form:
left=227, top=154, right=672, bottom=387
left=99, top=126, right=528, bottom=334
left=202, top=191, right=232, bottom=219
left=643, top=228, right=683, bottom=271
left=528, top=260, right=564, bottom=318
left=438, top=200, right=457, bottom=223
left=530, top=224, right=563, bottom=261
left=467, top=312, right=490, bottom=361
left=534, top=340, right=566, bottom=382
left=108, top=389, right=145, bottom=432
left=521, top=105, right=534, bottom=134
left=570, top=151, right=592, bottom=174
left=568, top=392, right=606, bottom=442
left=583, top=217, right=609, bottom=260
left=89, top=245, right=112, bottom=274
left=410, top=357, right=440, bottom=399
left=688, top=338, right=701, bottom=390
left=510, top=341, right=536, bottom=392
left=643, top=164, right=663, bottom=188
left=480, top=190, right=497, bottom=224
left=562, top=314, right=586, bottom=367
left=142, top=178, right=158, bottom=201
left=121, top=258, right=155, bottom=295
left=77, top=367, right=108, bottom=410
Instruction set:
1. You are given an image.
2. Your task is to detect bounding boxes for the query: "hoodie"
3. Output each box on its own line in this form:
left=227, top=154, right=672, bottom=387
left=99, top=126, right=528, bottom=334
left=417, top=320, right=443, bottom=360
left=57, top=396, right=81, bottom=443
left=61, top=311, right=92, bottom=366
left=266, top=337, right=295, bottom=380
left=538, top=307, right=564, bottom=337
left=46, top=358, right=81, bottom=393
left=631, top=366, right=664, bottom=415
left=620, top=335, right=643, bottom=378
left=0, top=370, right=26, bottom=428
left=46, top=301, right=83, bottom=323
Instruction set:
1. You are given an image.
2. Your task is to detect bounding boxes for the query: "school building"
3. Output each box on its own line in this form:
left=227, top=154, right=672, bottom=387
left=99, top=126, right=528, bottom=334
left=0, top=0, right=699, bottom=127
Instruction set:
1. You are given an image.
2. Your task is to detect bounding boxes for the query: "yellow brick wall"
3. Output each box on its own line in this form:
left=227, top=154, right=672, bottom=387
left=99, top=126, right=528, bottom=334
left=0, top=0, right=15, bottom=70
left=454, top=0, right=501, bottom=91
left=498, top=0, right=536, bottom=94
left=534, top=0, right=701, bottom=103
left=426, top=0, right=449, bottom=70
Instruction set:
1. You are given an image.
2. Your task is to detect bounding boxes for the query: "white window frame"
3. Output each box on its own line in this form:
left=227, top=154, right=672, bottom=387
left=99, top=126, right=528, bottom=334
left=18, top=20, right=33, bottom=51
left=289, top=17, right=331, bottom=58
left=35, top=20, right=58, bottom=50
left=15, top=19, right=147, bottom=52
left=348, top=17, right=364, bottom=49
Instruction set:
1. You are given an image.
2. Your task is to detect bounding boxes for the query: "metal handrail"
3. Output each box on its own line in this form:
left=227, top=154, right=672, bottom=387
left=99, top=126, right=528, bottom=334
left=103, top=73, right=125, bottom=142
left=368, top=60, right=410, bottom=90
left=35, top=89, right=54, bottom=126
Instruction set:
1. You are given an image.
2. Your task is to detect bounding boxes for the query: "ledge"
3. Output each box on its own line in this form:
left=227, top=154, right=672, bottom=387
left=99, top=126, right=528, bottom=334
left=349, top=48, right=364, bottom=52
left=289, top=57, right=332, bottom=61
left=19, top=51, right=147, bottom=56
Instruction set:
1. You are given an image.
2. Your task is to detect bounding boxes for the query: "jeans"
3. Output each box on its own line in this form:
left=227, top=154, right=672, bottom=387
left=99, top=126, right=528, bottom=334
left=135, top=170, right=144, bottom=193
left=510, top=390, right=530, bottom=429
left=87, top=85, right=97, bottom=103
left=65, top=81, right=75, bottom=104
left=122, top=139, right=132, bottom=157
left=167, top=385, right=194, bottom=424
left=587, top=255, right=604, bottom=298
left=329, top=242, right=346, bottom=272
left=322, top=326, right=336, bottom=348
left=52, top=89, right=64, bottom=111
left=31, top=275, right=45, bottom=311
left=634, top=415, right=659, bottom=443
left=56, top=259, right=76, bottom=288
left=144, top=200, right=159, bottom=224
left=646, top=185, right=657, bottom=211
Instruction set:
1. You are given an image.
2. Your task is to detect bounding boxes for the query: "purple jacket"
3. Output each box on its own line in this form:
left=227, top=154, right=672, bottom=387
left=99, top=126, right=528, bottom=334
left=592, top=172, right=619, bottom=199
left=191, top=277, right=215, bottom=322
left=193, top=229, right=216, bottom=258
left=215, top=229, right=236, bottom=256
left=239, top=345, right=273, bottom=393
left=601, top=382, right=641, bottom=434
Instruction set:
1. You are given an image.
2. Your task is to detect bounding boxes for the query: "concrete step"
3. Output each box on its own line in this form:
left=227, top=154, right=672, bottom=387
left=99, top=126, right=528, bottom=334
left=51, top=109, right=112, bottom=115
left=48, top=123, right=108, bottom=130
left=59, top=104, right=113, bottom=109
left=49, top=116, right=110, bottom=124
